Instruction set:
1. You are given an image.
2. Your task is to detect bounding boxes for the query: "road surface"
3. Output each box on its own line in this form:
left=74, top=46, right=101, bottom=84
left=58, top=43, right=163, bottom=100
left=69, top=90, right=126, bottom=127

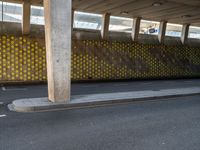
left=0, top=79, right=200, bottom=150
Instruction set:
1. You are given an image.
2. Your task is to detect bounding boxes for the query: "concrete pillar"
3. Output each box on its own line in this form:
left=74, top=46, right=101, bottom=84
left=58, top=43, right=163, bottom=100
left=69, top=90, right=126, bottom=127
left=22, top=1, right=31, bottom=35
left=132, top=17, right=141, bottom=42
left=158, top=21, right=167, bottom=44
left=72, top=9, right=74, bottom=29
left=44, top=0, right=72, bottom=103
left=101, top=13, right=110, bottom=40
left=181, top=24, right=190, bottom=45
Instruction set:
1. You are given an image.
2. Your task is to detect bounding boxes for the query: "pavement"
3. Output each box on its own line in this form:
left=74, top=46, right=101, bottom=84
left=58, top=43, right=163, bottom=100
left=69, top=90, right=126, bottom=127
left=1, top=79, right=200, bottom=105
left=10, top=87, right=200, bottom=112
left=2, top=79, right=199, bottom=112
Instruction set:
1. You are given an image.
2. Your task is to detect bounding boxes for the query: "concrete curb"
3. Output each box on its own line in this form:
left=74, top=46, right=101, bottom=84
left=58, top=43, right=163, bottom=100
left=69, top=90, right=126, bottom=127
left=9, top=87, right=200, bottom=113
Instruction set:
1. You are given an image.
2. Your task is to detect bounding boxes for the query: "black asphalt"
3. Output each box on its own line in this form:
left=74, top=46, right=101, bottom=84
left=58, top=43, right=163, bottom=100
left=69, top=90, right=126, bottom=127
left=0, top=79, right=200, bottom=150
left=0, top=95, right=200, bottom=150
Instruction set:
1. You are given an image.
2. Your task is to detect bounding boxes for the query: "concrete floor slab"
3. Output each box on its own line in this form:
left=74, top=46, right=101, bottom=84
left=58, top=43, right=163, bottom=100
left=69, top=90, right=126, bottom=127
left=10, top=87, right=200, bottom=112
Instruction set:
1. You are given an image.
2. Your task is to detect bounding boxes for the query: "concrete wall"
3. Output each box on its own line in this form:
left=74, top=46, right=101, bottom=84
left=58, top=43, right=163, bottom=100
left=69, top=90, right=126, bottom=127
left=0, top=22, right=200, bottom=83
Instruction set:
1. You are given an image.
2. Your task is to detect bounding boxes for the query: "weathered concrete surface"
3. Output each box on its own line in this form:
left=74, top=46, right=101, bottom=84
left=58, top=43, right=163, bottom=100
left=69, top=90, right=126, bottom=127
left=181, top=24, right=190, bottom=44
left=22, top=1, right=31, bottom=35
left=158, top=20, right=167, bottom=43
left=101, top=13, right=110, bottom=39
left=44, top=0, right=72, bottom=102
left=10, top=87, right=200, bottom=112
left=132, top=17, right=141, bottom=42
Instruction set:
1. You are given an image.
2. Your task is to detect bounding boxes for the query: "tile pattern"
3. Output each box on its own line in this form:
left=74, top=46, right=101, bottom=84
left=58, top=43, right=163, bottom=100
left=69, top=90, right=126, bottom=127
left=0, top=35, right=200, bottom=82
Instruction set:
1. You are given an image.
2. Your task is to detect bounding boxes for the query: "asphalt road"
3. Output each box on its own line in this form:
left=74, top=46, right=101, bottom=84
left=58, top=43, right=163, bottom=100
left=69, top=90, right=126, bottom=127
left=0, top=79, right=200, bottom=150
left=0, top=95, right=200, bottom=150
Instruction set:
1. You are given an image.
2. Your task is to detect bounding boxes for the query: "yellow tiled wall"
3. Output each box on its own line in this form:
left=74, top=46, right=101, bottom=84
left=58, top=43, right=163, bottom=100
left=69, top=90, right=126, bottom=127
left=0, top=35, right=200, bottom=83
left=0, top=35, right=47, bottom=82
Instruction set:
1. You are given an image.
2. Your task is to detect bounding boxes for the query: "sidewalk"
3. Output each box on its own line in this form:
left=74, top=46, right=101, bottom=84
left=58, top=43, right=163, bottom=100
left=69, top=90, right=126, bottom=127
left=9, top=87, right=200, bottom=112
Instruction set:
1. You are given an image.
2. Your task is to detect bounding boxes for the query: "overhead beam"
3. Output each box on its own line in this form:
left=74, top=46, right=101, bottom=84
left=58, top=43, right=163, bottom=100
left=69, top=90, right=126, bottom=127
left=3, top=0, right=43, bottom=6
left=181, top=24, right=190, bottom=45
left=44, top=0, right=72, bottom=103
left=22, top=1, right=31, bottom=35
left=158, top=20, right=167, bottom=44
left=131, top=17, right=141, bottom=42
left=101, top=13, right=110, bottom=40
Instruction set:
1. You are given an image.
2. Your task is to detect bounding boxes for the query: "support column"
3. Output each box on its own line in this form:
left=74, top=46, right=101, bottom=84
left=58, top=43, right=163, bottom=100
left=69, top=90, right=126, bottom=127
left=22, top=1, right=31, bottom=35
left=181, top=24, right=190, bottom=45
left=44, top=0, right=72, bottom=103
left=158, top=21, right=167, bottom=44
left=72, top=9, right=74, bottom=29
left=132, top=17, right=141, bottom=42
left=101, top=13, right=110, bottom=40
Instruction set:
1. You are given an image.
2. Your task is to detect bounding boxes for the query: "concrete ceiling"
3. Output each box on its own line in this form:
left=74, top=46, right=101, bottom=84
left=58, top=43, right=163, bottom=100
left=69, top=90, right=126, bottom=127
left=3, top=0, right=200, bottom=26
